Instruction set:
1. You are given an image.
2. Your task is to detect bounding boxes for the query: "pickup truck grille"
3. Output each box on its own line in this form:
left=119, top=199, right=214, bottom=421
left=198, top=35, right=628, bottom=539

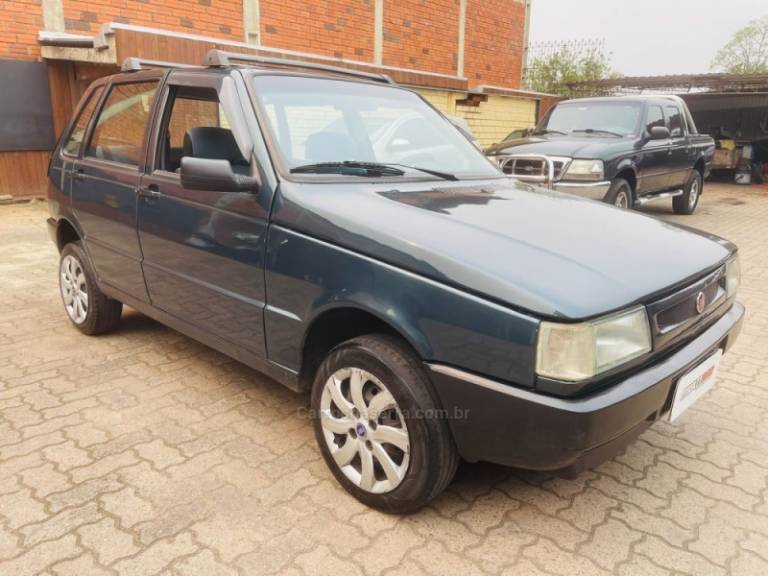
left=500, top=156, right=569, bottom=182
left=647, top=267, right=727, bottom=350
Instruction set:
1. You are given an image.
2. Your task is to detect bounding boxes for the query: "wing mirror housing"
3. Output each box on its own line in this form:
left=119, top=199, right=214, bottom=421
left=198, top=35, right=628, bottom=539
left=649, top=126, right=671, bottom=140
left=180, top=157, right=260, bottom=193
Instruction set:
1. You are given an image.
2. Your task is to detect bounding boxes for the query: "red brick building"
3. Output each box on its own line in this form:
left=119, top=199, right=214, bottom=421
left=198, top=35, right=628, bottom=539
left=0, top=0, right=548, bottom=197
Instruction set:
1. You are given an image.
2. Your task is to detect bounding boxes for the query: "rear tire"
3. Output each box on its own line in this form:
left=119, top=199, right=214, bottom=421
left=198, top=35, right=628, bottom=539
left=311, top=334, right=458, bottom=513
left=673, top=171, right=702, bottom=215
left=59, top=242, right=122, bottom=335
left=605, top=178, right=633, bottom=209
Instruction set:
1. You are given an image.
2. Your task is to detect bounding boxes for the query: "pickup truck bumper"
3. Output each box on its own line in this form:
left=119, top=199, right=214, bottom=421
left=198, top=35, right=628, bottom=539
left=427, top=302, right=744, bottom=475
left=553, top=180, right=611, bottom=200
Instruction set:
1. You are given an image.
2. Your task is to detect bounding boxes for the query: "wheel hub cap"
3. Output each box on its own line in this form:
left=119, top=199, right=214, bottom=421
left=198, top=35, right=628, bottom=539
left=60, top=254, right=88, bottom=324
left=319, top=367, right=410, bottom=494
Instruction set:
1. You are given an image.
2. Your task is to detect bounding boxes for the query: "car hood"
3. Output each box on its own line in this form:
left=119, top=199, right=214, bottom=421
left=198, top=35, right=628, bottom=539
left=485, top=135, right=632, bottom=159
left=274, top=178, right=734, bottom=320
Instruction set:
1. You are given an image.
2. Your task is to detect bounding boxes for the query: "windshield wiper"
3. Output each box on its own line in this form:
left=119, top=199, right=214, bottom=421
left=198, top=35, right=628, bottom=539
left=533, top=128, right=567, bottom=136
left=573, top=128, right=624, bottom=137
left=389, top=164, right=458, bottom=181
left=290, top=161, right=458, bottom=181
left=290, top=161, right=406, bottom=177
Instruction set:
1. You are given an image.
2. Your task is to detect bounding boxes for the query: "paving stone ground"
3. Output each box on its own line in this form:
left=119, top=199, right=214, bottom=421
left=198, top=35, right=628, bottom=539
left=1, top=183, right=768, bottom=576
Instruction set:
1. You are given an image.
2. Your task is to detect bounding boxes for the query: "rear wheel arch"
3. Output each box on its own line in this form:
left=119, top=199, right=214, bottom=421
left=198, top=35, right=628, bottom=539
left=56, top=218, right=81, bottom=252
left=298, top=306, right=429, bottom=392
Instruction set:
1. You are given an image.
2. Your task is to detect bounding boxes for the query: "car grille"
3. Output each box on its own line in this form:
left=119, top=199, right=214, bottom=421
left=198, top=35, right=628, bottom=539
left=647, top=267, right=727, bottom=350
left=500, top=156, right=569, bottom=181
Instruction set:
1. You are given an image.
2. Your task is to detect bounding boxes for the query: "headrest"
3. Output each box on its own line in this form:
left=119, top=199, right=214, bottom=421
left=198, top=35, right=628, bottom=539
left=182, top=127, right=248, bottom=165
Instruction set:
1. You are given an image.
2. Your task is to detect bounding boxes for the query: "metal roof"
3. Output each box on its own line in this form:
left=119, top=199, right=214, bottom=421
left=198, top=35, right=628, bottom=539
left=567, top=73, right=768, bottom=94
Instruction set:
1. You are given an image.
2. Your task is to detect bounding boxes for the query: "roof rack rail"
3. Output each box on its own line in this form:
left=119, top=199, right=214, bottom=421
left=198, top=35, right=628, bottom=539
left=121, top=57, right=200, bottom=72
left=205, top=49, right=394, bottom=84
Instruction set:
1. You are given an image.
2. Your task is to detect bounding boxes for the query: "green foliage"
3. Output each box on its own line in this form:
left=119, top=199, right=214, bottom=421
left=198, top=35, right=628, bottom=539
left=712, top=16, right=768, bottom=74
left=526, top=44, right=618, bottom=97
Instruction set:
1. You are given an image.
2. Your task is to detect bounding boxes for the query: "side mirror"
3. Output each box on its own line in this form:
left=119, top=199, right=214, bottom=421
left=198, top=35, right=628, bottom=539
left=649, top=126, right=671, bottom=140
left=180, top=157, right=260, bottom=193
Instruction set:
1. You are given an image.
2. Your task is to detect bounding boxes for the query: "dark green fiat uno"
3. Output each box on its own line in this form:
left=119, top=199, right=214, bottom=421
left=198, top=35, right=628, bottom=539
left=47, top=51, right=744, bottom=512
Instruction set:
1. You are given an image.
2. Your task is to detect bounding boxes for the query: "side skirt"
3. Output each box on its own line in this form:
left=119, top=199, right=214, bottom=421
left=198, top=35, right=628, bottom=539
left=100, top=282, right=301, bottom=392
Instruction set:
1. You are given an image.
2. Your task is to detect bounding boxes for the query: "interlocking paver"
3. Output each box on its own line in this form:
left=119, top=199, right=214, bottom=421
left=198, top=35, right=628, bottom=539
left=1, top=184, right=767, bottom=575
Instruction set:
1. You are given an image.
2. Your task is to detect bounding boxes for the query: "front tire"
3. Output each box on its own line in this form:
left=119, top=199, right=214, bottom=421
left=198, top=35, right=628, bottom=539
left=605, top=178, right=633, bottom=210
left=673, top=171, right=702, bottom=215
left=59, top=242, right=122, bottom=335
left=311, top=334, right=458, bottom=513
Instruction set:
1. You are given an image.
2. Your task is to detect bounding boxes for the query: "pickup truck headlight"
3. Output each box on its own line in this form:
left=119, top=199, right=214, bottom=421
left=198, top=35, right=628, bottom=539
left=536, top=306, right=652, bottom=381
left=725, top=254, right=741, bottom=298
left=564, top=159, right=604, bottom=181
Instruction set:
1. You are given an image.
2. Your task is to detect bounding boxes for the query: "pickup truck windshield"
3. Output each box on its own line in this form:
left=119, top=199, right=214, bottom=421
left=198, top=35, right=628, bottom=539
left=252, top=75, right=501, bottom=179
left=540, top=101, right=642, bottom=137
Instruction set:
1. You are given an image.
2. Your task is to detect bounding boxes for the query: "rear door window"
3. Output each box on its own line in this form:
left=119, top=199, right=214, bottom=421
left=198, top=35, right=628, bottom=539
left=62, top=86, right=104, bottom=156
left=86, top=81, right=158, bottom=166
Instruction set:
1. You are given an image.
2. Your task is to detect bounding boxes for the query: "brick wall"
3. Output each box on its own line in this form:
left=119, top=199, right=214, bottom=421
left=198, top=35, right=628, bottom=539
left=464, top=0, right=526, bottom=88
left=61, top=0, right=243, bottom=39
left=382, top=0, right=459, bottom=75
left=0, top=0, right=44, bottom=59
left=259, top=0, right=375, bottom=61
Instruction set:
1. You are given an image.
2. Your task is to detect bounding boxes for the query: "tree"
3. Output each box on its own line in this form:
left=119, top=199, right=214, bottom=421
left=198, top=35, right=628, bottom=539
left=712, top=16, right=768, bottom=74
left=526, top=43, right=618, bottom=97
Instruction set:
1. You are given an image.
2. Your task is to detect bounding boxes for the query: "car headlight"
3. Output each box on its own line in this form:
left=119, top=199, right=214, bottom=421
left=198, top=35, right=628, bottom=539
left=536, top=306, right=652, bottom=381
left=725, top=254, right=741, bottom=298
left=564, top=159, right=604, bottom=181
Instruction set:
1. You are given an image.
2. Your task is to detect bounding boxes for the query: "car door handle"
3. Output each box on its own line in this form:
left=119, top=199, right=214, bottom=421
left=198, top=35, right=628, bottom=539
left=138, top=185, right=161, bottom=203
left=72, top=169, right=85, bottom=181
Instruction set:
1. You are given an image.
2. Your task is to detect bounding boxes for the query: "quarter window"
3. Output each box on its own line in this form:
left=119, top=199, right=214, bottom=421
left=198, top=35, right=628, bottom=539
left=62, top=86, right=104, bottom=156
left=665, top=105, right=684, bottom=138
left=645, top=105, right=665, bottom=134
left=86, top=81, right=158, bottom=166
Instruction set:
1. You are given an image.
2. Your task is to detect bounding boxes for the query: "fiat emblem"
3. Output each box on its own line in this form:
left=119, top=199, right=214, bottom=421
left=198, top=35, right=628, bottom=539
left=695, top=291, right=707, bottom=314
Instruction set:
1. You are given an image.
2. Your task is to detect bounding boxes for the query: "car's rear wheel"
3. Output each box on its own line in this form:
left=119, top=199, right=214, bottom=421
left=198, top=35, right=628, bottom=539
left=605, top=178, right=633, bottom=209
left=59, top=242, right=122, bottom=335
left=673, top=171, right=702, bottom=215
left=311, top=334, right=458, bottom=513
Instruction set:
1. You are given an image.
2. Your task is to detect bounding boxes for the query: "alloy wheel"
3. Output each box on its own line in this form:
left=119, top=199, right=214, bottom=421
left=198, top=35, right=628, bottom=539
left=689, top=179, right=700, bottom=209
left=615, top=189, right=629, bottom=209
left=319, top=367, right=410, bottom=494
left=60, top=254, right=88, bottom=324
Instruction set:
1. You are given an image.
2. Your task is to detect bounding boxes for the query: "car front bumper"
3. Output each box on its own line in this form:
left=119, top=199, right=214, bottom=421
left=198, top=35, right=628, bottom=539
left=427, top=301, right=744, bottom=475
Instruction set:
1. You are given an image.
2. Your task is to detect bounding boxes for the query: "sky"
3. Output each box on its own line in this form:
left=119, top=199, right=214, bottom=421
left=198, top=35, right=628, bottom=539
left=529, top=0, right=766, bottom=76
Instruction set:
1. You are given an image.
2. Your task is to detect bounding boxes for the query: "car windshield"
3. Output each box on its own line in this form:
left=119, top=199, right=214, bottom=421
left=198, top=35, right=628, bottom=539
left=540, top=101, right=642, bottom=137
left=251, top=75, right=501, bottom=179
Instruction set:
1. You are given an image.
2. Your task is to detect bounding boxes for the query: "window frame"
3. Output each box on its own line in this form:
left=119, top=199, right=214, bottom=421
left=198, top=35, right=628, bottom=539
left=82, top=78, right=160, bottom=169
left=60, top=84, right=107, bottom=159
left=146, top=70, right=255, bottom=181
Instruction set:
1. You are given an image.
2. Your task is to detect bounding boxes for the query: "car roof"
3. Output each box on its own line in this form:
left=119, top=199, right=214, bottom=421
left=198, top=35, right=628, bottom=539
left=559, top=95, right=686, bottom=106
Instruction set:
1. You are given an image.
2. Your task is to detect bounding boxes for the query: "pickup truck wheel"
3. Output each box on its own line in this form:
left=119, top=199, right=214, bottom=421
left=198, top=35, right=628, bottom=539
left=605, top=178, right=633, bottom=209
left=59, top=242, right=122, bottom=335
left=311, top=334, right=458, bottom=513
left=673, top=171, right=702, bottom=215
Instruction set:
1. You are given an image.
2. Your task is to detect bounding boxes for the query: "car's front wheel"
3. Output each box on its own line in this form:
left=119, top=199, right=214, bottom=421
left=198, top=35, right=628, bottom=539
left=311, top=334, right=458, bottom=513
left=605, top=178, right=633, bottom=209
left=59, top=242, right=122, bottom=335
left=673, top=170, right=702, bottom=215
